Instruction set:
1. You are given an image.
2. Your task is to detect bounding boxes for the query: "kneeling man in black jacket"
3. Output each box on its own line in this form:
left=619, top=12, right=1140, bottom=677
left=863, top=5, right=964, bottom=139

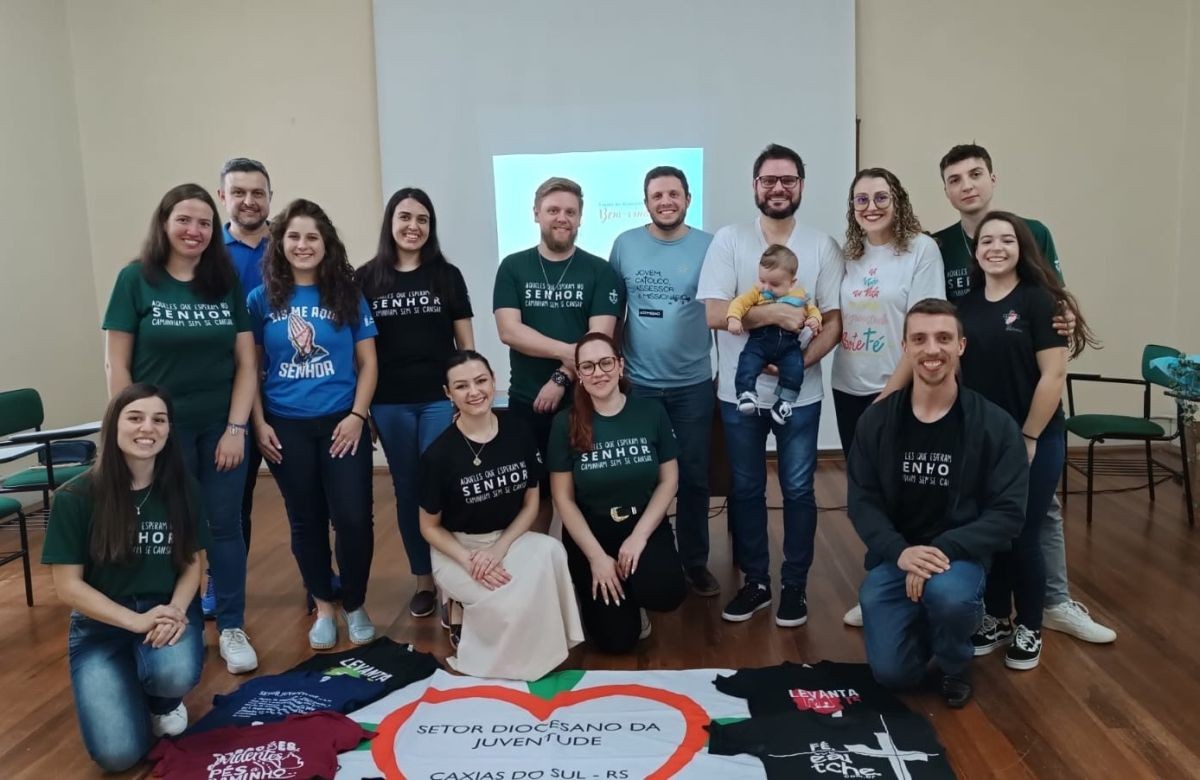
left=848, top=298, right=1027, bottom=708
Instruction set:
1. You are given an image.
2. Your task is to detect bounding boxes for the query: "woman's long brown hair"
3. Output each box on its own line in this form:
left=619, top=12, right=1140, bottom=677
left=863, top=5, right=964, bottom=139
left=75, top=384, right=201, bottom=571
left=569, top=332, right=630, bottom=453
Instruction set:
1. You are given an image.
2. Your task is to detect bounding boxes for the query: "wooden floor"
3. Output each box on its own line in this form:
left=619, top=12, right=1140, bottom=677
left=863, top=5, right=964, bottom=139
left=2, top=458, right=1198, bottom=779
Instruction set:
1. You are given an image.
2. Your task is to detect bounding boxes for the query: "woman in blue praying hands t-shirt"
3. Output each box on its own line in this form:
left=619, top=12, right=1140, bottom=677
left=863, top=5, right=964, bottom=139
left=248, top=199, right=379, bottom=651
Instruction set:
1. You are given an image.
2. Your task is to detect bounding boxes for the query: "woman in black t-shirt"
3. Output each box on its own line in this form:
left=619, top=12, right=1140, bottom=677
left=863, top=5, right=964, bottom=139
left=548, top=333, right=687, bottom=654
left=357, top=188, right=475, bottom=621
left=958, top=211, right=1097, bottom=672
left=419, top=350, right=581, bottom=680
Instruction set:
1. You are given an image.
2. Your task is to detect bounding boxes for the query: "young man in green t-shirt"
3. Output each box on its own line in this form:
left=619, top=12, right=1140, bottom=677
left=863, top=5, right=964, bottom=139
left=929, top=143, right=1115, bottom=645
left=493, top=177, right=623, bottom=532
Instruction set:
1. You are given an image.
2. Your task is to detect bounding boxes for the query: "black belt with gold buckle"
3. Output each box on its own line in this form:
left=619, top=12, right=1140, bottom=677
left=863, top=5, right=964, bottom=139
left=609, top=505, right=640, bottom=523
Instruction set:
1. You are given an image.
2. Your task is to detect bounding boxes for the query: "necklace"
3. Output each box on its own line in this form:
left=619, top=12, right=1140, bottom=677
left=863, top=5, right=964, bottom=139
left=134, top=486, right=153, bottom=517
left=960, top=224, right=975, bottom=257
left=459, top=417, right=497, bottom=467
left=538, top=252, right=576, bottom=299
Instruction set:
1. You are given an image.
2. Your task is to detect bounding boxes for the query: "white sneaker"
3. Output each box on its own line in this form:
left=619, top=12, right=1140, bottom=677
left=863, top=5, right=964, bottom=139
left=219, top=628, right=259, bottom=673
left=639, top=608, right=652, bottom=640
left=151, top=703, right=188, bottom=737
left=843, top=603, right=863, bottom=627
left=736, top=391, right=758, bottom=415
left=1043, top=600, right=1116, bottom=643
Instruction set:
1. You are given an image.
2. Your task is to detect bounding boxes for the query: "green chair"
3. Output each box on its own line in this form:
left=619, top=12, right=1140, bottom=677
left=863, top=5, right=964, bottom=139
left=0, top=389, right=94, bottom=518
left=0, top=497, right=32, bottom=606
left=1063, top=345, right=1195, bottom=526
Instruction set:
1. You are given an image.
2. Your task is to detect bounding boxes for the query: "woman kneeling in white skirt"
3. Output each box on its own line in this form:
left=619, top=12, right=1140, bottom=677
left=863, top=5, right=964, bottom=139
left=419, top=350, right=583, bottom=680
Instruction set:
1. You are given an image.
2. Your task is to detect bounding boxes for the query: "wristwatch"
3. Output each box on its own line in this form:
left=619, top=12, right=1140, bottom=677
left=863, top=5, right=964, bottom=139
left=550, top=369, right=572, bottom=388
left=226, top=422, right=248, bottom=436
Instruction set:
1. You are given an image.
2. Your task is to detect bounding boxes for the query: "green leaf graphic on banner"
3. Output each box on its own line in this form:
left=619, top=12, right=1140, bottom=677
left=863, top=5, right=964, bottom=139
left=526, top=669, right=586, bottom=700
left=354, top=723, right=378, bottom=750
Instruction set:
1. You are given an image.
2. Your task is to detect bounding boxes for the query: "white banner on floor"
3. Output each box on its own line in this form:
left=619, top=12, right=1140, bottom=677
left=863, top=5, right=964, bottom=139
left=337, top=668, right=765, bottom=779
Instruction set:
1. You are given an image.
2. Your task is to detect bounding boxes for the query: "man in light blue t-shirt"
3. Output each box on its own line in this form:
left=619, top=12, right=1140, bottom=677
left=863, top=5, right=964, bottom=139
left=609, top=166, right=718, bottom=597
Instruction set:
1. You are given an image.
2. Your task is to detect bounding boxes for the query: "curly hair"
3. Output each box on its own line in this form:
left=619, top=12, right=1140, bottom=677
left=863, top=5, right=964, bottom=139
left=264, top=199, right=361, bottom=328
left=843, top=168, right=923, bottom=261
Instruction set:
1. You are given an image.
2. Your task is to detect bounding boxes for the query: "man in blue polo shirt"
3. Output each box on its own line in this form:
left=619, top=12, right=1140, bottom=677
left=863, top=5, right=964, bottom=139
left=209, top=157, right=272, bottom=617
left=609, top=166, right=719, bottom=597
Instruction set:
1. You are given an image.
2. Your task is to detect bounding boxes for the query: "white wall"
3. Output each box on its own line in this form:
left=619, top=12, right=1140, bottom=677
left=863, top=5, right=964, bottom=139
left=0, top=0, right=104, bottom=427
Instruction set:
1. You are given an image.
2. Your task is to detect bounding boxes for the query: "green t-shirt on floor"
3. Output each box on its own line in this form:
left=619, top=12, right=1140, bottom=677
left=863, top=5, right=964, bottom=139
left=932, top=216, right=1063, bottom=301
left=546, top=396, right=677, bottom=520
left=41, top=474, right=209, bottom=599
left=102, top=263, right=252, bottom=428
left=492, top=247, right=623, bottom=403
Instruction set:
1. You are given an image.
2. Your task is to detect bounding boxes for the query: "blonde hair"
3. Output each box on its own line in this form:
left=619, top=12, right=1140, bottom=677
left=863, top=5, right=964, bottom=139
left=760, top=244, right=798, bottom=276
left=534, top=177, right=583, bottom=210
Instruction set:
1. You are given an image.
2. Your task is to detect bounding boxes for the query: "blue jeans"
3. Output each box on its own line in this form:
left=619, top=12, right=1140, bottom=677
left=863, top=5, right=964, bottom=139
left=176, top=422, right=248, bottom=631
left=68, top=597, right=204, bottom=772
left=719, top=398, right=820, bottom=588
left=266, top=411, right=375, bottom=610
left=735, top=326, right=805, bottom=403
left=629, top=380, right=714, bottom=569
left=371, top=400, right=454, bottom=577
left=860, top=560, right=985, bottom=687
left=986, top=428, right=1065, bottom=629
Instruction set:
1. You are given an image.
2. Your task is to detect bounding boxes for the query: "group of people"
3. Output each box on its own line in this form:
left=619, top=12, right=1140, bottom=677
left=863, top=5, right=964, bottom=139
left=40, top=142, right=1116, bottom=771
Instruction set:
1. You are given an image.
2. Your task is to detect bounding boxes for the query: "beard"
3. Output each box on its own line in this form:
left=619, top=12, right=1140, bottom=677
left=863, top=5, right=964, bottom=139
left=756, top=193, right=800, bottom=220
left=540, top=225, right=577, bottom=254
left=232, top=209, right=267, bottom=232
left=649, top=208, right=686, bottom=232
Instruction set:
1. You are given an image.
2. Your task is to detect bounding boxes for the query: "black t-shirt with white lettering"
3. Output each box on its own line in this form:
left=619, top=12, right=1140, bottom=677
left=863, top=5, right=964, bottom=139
left=419, top=415, right=544, bottom=534
left=714, top=661, right=909, bottom=718
left=360, top=263, right=473, bottom=404
left=896, top=399, right=962, bottom=545
left=958, top=282, right=1067, bottom=433
left=708, top=709, right=956, bottom=780
left=288, top=637, right=439, bottom=694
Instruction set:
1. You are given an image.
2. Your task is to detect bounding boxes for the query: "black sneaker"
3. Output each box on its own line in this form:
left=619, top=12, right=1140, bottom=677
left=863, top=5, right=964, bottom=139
left=721, top=583, right=771, bottom=622
left=685, top=566, right=720, bottom=597
left=775, top=586, right=808, bottom=627
left=1005, top=624, right=1042, bottom=670
left=971, top=615, right=1013, bottom=656
left=409, top=589, right=437, bottom=618
left=940, top=670, right=973, bottom=709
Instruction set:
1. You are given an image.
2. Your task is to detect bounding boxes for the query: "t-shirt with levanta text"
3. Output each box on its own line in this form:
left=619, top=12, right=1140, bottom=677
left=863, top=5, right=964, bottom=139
left=492, top=247, right=623, bottom=403
left=707, top=709, right=955, bottom=780
left=420, top=415, right=544, bottom=534
left=102, top=263, right=251, bottom=429
left=546, top=395, right=677, bottom=520
left=933, top=216, right=1062, bottom=301
left=958, top=282, right=1068, bottom=433
left=713, top=661, right=909, bottom=718
left=41, top=474, right=210, bottom=598
left=897, top=398, right=963, bottom=545
left=361, top=263, right=473, bottom=404
left=248, top=284, right=377, bottom=419
left=288, top=637, right=439, bottom=694
left=148, top=711, right=372, bottom=780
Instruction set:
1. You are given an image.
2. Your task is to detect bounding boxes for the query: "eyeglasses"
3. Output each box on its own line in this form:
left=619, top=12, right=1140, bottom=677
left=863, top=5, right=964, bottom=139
left=756, top=175, right=801, bottom=189
left=852, top=192, right=893, bottom=210
left=577, top=356, right=618, bottom=376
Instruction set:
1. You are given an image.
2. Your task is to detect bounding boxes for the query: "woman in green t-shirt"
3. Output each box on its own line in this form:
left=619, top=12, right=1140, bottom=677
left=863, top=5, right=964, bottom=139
left=102, top=183, right=259, bottom=675
left=548, top=333, right=686, bottom=654
left=42, top=384, right=208, bottom=773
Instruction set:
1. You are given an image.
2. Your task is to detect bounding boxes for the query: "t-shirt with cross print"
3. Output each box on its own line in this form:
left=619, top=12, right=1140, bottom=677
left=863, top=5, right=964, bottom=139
left=708, top=709, right=957, bottom=779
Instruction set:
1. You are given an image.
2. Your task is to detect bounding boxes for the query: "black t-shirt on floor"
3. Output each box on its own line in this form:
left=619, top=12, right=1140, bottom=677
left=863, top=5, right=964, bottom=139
left=708, top=709, right=956, bottom=779
left=896, top=399, right=962, bottom=545
left=361, top=263, right=473, bottom=404
left=958, top=282, right=1067, bottom=433
left=420, top=415, right=544, bottom=534
left=714, top=661, right=909, bottom=718
left=288, top=637, right=439, bottom=694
